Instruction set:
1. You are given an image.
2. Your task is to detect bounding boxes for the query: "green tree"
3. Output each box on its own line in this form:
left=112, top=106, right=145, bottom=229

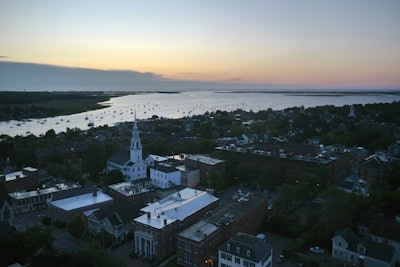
left=319, top=188, right=366, bottom=235
left=83, top=143, right=105, bottom=179
left=67, top=216, right=85, bottom=239
left=103, top=169, right=124, bottom=186
left=3, top=226, right=54, bottom=265
left=235, top=162, right=253, bottom=184
left=259, top=165, right=280, bottom=190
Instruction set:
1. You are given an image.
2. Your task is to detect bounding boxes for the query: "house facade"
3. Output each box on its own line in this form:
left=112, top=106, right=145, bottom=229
left=87, top=201, right=144, bottom=244
left=150, top=163, right=181, bottom=189
left=218, top=232, right=273, bottom=267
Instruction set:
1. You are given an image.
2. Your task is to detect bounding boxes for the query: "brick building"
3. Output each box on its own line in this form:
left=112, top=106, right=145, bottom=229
left=107, top=181, right=151, bottom=204
left=133, top=188, right=219, bottom=261
left=48, top=187, right=114, bottom=223
left=3, top=167, right=39, bottom=193
left=177, top=220, right=222, bottom=267
left=176, top=190, right=268, bottom=267
left=185, top=155, right=225, bottom=185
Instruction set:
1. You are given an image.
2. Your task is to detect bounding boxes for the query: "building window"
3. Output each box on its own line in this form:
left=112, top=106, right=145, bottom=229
left=185, top=243, right=191, bottom=252
left=246, top=250, right=250, bottom=257
left=338, top=241, right=341, bottom=247
left=226, top=254, right=232, bottom=261
left=236, top=247, right=240, bottom=253
left=221, top=253, right=226, bottom=259
left=227, top=244, right=230, bottom=250
left=250, top=263, right=255, bottom=267
left=185, top=252, right=191, bottom=264
left=235, top=257, right=240, bottom=264
left=243, top=260, right=249, bottom=267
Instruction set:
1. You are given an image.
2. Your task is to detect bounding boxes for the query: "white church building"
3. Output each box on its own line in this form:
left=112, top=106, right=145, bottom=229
left=107, top=113, right=147, bottom=181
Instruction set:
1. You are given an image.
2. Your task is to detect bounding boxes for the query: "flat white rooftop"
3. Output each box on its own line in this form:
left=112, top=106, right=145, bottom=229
left=4, top=167, right=38, bottom=182
left=134, top=188, right=218, bottom=229
left=9, top=183, right=81, bottom=199
left=147, top=154, right=168, bottom=162
left=5, top=171, right=26, bottom=182
left=179, top=220, right=219, bottom=242
left=50, top=191, right=113, bottom=211
left=24, top=167, right=38, bottom=172
left=108, top=182, right=149, bottom=197
left=187, top=155, right=224, bottom=165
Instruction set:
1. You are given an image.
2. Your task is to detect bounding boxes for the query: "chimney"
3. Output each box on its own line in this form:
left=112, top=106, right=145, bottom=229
left=164, top=219, right=167, bottom=226
left=147, top=212, right=151, bottom=220
left=93, top=185, right=97, bottom=197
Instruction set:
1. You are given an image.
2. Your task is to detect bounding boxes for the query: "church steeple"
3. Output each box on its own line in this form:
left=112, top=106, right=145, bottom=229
left=130, top=111, right=143, bottom=162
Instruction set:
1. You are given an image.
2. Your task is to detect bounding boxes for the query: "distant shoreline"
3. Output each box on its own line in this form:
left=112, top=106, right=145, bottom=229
left=0, top=89, right=399, bottom=122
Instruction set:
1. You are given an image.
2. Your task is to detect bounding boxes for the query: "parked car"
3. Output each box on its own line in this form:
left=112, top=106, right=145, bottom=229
left=310, top=246, right=325, bottom=254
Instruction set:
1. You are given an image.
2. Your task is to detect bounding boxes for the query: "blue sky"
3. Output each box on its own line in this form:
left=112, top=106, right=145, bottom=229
left=1, top=0, right=399, bottom=90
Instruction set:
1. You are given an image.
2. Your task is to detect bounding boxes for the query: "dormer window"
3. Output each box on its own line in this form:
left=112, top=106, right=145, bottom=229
left=227, top=244, right=231, bottom=250
left=236, top=247, right=241, bottom=253
left=247, top=250, right=250, bottom=257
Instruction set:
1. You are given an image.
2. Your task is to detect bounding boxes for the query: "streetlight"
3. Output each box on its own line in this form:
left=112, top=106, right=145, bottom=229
left=205, top=259, right=213, bottom=267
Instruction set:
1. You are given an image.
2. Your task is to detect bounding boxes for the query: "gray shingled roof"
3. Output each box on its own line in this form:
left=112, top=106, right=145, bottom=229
left=93, top=200, right=145, bottom=227
left=108, top=150, right=130, bottom=166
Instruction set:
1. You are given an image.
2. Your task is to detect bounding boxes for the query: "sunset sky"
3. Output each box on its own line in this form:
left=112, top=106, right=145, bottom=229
left=1, top=0, right=399, bottom=90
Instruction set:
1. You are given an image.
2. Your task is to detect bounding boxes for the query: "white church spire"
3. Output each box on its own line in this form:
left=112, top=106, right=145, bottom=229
left=130, top=110, right=143, bottom=162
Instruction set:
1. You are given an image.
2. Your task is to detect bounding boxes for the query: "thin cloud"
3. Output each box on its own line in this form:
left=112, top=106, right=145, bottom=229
left=0, top=56, right=8, bottom=59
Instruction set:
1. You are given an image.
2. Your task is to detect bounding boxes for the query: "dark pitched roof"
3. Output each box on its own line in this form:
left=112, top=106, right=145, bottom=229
left=220, top=233, right=272, bottom=263
left=150, top=164, right=179, bottom=173
left=108, top=150, right=130, bottom=166
left=93, top=200, right=145, bottom=226
left=361, top=157, right=385, bottom=170
left=358, top=213, right=400, bottom=242
left=335, top=228, right=394, bottom=263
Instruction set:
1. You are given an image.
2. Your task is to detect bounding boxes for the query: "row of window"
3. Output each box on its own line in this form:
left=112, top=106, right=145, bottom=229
left=226, top=244, right=251, bottom=257
left=16, top=194, right=51, bottom=206
left=220, top=262, right=255, bottom=267
left=221, top=253, right=255, bottom=267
